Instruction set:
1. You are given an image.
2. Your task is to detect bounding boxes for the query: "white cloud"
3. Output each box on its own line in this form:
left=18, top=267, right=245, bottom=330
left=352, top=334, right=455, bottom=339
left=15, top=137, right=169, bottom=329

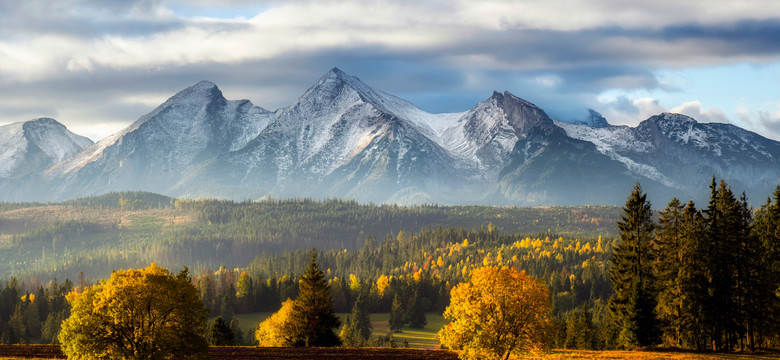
left=598, top=97, right=733, bottom=128
left=737, top=103, right=780, bottom=141
left=670, top=101, right=729, bottom=124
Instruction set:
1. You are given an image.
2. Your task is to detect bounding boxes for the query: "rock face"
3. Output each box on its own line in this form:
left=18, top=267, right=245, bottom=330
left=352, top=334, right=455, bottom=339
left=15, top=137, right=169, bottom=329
left=3, top=68, right=780, bottom=205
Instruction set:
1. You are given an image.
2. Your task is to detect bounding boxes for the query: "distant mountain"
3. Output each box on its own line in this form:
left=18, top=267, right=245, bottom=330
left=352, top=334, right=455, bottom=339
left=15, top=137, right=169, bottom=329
left=2, top=68, right=779, bottom=205
left=47, top=81, right=273, bottom=198
left=556, top=113, right=780, bottom=203
left=0, top=118, right=92, bottom=178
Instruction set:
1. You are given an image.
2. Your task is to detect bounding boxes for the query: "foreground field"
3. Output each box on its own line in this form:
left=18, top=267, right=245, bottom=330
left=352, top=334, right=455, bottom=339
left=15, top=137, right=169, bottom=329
left=0, top=345, right=458, bottom=360
left=0, top=345, right=777, bottom=360
left=518, top=350, right=780, bottom=359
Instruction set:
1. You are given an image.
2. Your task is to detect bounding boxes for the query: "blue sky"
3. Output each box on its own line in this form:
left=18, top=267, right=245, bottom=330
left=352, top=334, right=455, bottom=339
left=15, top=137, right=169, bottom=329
left=1, top=0, right=779, bottom=141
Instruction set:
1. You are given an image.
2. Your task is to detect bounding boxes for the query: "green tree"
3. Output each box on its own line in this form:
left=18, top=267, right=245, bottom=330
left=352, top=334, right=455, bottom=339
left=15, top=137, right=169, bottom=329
left=753, top=186, right=780, bottom=347
left=388, top=293, right=404, bottom=332
left=207, top=316, right=234, bottom=346
left=404, top=290, right=427, bottom=329
left=676, top=201, right=708, bottom=349
left=349, top=294, right=372, bottom=344
left=58, top=264, right=208, bottom=360
left=290, top=249, right=341, bottom=347
left=654, top=198, right=685, bottom=345
left=608, top=183, right=659, bottom=348
left=703, top=179, right=743, bottom=351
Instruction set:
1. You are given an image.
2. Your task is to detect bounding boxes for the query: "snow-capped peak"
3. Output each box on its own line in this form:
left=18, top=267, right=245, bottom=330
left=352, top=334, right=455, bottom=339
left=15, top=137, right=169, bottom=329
left=0, top=118, right=93, bottom=177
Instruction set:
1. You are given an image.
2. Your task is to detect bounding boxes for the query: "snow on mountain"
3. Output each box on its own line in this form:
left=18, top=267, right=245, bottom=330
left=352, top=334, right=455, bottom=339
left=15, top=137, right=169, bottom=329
left=0, top=118, right=92, bottom=177
left=5, top=69, right=780, bottom=205
left=557, top=112, right=780, bottom=198
left=219, top=68, right=459, bottom=202
left=47, top=81, right=273, bottom=198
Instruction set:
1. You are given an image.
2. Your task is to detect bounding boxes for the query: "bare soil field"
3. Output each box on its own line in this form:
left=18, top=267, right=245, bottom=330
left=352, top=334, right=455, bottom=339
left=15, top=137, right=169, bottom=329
left=0, top=345, right=458, bottom=360
left=1, top=345, right=777, bottom=360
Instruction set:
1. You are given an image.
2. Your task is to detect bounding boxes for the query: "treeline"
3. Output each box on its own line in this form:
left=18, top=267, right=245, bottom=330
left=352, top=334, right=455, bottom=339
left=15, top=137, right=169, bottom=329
left=187, top=226, right=613, bottom=335
left=601, top=180, right=780, bottom=351
left=0, top=278, right=73, bottom=344
left=1, top=195, right=619, bottom=281
left=61, top=191, right=174, bottom=210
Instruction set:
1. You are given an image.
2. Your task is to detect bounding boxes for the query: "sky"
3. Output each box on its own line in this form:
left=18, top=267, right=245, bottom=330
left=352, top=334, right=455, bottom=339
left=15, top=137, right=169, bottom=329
left=1, top=0, right=780, bottom=141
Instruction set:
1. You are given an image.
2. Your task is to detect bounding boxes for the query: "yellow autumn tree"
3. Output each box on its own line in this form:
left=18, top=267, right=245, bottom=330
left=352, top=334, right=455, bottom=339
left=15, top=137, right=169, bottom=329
left=255, top=299, right=297, bottom=346
left=439, top=266, right=553, bottom=360
left=58, top=263, right=208, bottom=360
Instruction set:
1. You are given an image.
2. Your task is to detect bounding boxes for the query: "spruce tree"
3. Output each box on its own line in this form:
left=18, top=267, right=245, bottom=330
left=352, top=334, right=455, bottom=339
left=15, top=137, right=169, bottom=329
left=654, top=198, right=684, bottom=345
left=207, top=316, right=233, bottom=346
left=404, top=290, right=427, bottom=329
left=350, top=294, right=372, bottom=342
left=608, top=183, right=659, bottom=348
left=575, top=303, right=595, bottom=350
left=749, top=186, right=780, bottom=349
left=703, top=179, right=742, bottom=351
left=389, top=294, right=404, bottom=332
left=677, top=201, right=708, bottom=349
left=291, top=249, right=341, bottom=347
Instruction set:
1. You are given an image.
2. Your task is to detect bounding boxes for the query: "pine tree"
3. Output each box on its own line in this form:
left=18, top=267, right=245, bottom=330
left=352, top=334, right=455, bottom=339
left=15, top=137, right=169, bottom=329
left=575, top=303, right=595, bottom=350
left=339, top=316, right=359, bottom=347
left=207, top=316, right=234, bottom=346
left=608, top=183, right=659, bottom=348
left=291, top=249, right=341, bottom=347
left=749, top=186, right=780, bottom=349
left=654, top=198, right=684, bottom=345
left=404, top=290, right=427, bottom=329
left=229, top=318, right=244, bottom=345
left=703, top=179, right=742, bottom=351
left=677, top=201, right=708, bottom=349
left=389, top=294, right=404, bottom=332
left=350, top=294, right=372, bottom=343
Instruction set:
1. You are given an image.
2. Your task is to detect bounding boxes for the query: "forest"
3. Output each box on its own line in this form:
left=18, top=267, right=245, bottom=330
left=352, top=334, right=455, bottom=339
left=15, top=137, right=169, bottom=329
left=0, top=181, right=777, bottom=352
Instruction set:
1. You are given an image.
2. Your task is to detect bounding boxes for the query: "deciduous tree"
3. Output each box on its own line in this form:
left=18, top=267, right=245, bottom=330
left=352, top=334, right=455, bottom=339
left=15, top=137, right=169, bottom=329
left=58, top=264, right=208, bottom=360
left=438, top=266, right=552, bottom=360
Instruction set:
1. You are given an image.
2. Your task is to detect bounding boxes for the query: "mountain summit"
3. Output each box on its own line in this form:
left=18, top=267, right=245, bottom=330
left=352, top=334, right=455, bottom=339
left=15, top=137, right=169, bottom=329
left=3, top=69, right=780, bottom=205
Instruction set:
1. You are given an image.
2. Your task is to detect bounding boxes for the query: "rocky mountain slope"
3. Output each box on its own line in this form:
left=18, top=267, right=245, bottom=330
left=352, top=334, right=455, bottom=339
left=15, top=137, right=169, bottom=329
left=0, top=118, right=92, bottom=178
left=2, top=68, right=779, bottom=205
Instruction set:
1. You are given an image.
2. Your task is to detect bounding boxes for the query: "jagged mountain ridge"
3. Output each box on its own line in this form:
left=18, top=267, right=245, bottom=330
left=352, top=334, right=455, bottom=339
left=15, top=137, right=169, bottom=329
left=3, top=68, right=780, bottom=205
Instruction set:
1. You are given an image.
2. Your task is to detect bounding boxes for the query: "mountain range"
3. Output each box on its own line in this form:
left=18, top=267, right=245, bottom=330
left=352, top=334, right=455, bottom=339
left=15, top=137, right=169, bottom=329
left=1, top=68, right=779, bottom=206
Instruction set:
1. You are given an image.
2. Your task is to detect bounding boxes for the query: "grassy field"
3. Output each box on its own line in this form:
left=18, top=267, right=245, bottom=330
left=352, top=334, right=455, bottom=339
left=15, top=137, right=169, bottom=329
left=232, top=311, right=447, bottom=349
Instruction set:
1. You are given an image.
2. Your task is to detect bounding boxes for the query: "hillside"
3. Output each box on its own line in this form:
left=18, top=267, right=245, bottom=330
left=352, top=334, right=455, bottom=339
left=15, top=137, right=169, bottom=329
left=0, top=192, right=619, bottom=281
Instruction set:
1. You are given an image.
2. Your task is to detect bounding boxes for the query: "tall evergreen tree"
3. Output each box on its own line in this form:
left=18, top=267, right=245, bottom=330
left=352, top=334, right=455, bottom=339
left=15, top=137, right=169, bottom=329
left=291, top=249, right=341, bottom=347
left=404, top=290, right=427, bottom=329
left=207, top=316, right=234, bottom=346
left=608, top=183, right=659, bottom=348
left=349, top=293, right=372, bottom=342
left=389, top=294, right=404, bottom=332
left=677, top=201, right=708, bottom=349
left=654, top=198, right=684, bottom=346
left=750, top=186, right=780, bottom=348
left=703, top=179, right=742, bottom=351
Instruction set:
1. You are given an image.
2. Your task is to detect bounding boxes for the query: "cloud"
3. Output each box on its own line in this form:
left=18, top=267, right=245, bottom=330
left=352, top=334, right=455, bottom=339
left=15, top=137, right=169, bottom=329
left=596, top=97, right=734, bottom=128
left=670, top=101, right=729, bottom=124
left=738, top=104, right=780, bottom=141
left=2, top=0, right=780, bottom=140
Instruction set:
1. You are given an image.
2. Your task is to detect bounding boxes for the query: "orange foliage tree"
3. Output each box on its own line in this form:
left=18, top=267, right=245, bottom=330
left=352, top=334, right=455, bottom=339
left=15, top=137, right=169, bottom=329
left=438, top=266, right=552, bottom=360
left=58, top=263, right=208, bottom=360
